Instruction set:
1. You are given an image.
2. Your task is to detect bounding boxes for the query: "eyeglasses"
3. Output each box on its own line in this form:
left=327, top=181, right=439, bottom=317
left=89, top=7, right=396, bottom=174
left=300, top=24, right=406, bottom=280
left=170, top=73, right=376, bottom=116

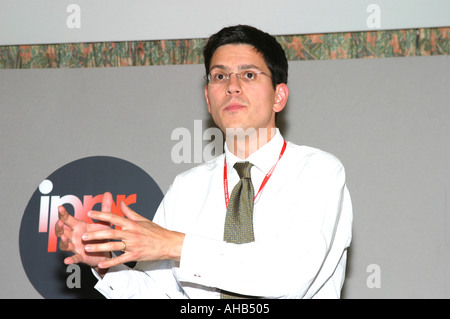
left=206, top=70, right=271, bottom=85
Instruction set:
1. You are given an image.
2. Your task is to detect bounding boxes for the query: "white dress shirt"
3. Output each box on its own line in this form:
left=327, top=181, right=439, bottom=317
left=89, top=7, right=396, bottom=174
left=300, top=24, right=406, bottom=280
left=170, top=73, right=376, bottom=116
left=94, top=129, right=353, bottom=298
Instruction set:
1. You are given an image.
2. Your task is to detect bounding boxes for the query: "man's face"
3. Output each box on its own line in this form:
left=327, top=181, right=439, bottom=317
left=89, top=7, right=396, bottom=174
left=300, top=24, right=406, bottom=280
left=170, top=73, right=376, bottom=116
left=204, top=44, right=288, bottom=135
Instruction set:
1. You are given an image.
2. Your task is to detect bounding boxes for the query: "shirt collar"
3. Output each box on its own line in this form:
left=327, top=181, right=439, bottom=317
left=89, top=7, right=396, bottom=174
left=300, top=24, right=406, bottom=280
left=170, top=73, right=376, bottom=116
left=224, top=128, right=285, bottom=176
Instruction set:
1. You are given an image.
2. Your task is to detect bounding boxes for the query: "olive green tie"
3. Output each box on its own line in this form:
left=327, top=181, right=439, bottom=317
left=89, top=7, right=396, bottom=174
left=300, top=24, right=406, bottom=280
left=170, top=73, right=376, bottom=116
left=221, top=161, right=256, bottom=299
left=224, top=161, right=255, bottom=244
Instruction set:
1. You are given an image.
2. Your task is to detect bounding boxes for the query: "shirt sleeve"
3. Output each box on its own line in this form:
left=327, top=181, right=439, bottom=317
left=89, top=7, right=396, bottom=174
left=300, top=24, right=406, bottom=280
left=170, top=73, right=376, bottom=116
left=94, top=259, right=187, bottom=299
left=177, top=153, right=352, bottom=298
left=93, top=193, right=188, bottom=299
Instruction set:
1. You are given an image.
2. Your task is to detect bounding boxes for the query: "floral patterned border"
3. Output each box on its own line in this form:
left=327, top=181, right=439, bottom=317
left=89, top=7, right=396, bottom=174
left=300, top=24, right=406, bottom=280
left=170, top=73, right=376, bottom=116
left=0, top=27, right=448, bottom=69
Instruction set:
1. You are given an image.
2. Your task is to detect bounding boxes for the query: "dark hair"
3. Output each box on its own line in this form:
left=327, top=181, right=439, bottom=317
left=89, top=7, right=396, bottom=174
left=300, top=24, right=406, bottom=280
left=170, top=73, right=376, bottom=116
left=203, top=25, right=288, bottom=89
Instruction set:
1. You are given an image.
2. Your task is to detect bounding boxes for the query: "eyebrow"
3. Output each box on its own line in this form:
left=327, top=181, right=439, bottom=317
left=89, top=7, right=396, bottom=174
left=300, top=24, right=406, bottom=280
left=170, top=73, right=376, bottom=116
left=209, top=64, right=263, bottom=72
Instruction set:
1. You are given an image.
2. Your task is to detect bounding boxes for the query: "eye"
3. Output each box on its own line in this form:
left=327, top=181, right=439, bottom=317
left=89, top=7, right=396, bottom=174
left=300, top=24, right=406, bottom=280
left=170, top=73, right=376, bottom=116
left=242, top=71, right=257, bottom=81
left=213, top=72, right=227, bottom=81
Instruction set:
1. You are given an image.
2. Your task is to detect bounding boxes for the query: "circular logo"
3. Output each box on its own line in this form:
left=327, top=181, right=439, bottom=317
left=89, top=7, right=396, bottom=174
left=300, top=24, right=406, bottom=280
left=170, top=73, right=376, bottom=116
left=19, top=156, right=164, bottom=299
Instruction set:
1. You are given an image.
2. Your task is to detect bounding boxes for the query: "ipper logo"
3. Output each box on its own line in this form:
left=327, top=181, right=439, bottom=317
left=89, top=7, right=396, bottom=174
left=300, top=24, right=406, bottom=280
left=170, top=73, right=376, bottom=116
left=19, top=156, right=164, bottom=298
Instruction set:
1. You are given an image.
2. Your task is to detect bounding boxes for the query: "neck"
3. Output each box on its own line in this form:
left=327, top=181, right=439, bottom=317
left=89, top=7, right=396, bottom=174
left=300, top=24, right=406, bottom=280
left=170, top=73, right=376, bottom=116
left=225, top=127, right=276, bottom=159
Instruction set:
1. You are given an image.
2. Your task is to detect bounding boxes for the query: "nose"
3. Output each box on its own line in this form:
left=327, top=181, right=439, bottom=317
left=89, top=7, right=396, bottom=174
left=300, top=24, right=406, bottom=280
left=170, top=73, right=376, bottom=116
left=226, top=73, right=242, bottom=95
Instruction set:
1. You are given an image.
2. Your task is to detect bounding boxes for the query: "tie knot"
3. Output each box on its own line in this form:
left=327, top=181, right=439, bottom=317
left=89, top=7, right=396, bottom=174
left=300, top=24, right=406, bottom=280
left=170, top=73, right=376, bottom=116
left=233, top=161, right=253, bottom=179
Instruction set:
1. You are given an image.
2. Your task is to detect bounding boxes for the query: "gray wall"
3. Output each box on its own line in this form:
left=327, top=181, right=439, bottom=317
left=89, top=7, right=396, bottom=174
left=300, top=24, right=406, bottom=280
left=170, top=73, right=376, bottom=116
left=2, top=0, right=449, bottom=45
left=1, top=55, right=449, bottom=298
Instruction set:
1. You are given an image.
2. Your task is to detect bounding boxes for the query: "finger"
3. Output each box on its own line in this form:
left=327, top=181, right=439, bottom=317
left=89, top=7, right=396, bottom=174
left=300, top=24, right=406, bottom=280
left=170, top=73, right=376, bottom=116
left=84, top=239, right=126, bottom=253
left=64, top=253, right=84, bottom=265
left=120, top=201, right=147, bottom=222
left=55, top=219, right=65, bottom=237
left=58, top=205, right=78, bottom=230
left=55, top=218, right=72, bottom=236
left=101, top=192, right=113, bottom=213
left=82, top=228, right=125, bottom=242
left=59, top=234, right=75, bottom=252
left=97, top=253, right=130, bottom=269
left=88, top=210, right=130, bottom=229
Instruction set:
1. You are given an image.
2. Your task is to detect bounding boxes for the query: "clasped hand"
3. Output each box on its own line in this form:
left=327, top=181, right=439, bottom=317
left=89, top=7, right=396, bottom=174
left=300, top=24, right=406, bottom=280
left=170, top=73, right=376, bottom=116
left=55, top=192, right=184, bottom=272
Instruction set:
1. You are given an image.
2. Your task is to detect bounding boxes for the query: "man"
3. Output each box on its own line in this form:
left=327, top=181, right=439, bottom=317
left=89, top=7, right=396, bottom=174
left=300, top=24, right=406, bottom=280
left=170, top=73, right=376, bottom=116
left=56, top=25, right=352, bottom=298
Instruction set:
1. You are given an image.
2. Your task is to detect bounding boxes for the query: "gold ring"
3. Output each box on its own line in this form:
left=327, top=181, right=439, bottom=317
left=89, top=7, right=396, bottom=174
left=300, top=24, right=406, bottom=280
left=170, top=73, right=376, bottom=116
left=121, top=240, right=127, bottom=252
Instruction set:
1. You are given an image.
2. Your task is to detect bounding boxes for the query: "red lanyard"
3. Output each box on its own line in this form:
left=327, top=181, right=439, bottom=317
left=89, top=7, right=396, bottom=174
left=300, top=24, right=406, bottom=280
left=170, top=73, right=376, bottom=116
left=224, top=140, right=287, bottom=209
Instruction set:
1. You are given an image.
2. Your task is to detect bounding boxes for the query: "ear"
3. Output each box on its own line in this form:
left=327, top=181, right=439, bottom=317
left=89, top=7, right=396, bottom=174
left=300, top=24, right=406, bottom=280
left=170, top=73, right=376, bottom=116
left=273, top=83, right=289, bottom=113
left=205, top=85, right=212, bottom=114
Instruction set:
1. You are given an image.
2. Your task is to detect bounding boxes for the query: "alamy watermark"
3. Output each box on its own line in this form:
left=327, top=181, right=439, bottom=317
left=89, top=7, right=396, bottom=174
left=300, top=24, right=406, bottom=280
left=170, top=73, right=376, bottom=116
left=66, top=264, right=81, bottom=288
left=366, top=263, right=381, bottom=289
left=65, top=4, right=381, bottom=31
left=170, top=120, right=277, bottom=163
left=366, top=4, right=381, bottom=29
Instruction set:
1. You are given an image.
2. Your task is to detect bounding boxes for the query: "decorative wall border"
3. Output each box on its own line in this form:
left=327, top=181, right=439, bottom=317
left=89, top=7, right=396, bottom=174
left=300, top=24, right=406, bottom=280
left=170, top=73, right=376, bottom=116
left=0, top=27, right=448, bottom=69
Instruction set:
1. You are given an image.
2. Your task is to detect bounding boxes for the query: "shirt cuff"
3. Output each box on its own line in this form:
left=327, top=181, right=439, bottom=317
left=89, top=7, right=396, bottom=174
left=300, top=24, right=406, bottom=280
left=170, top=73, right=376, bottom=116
left=177, top=233, right=225, bottom=288
left=92, top=262, right=131, bottom=298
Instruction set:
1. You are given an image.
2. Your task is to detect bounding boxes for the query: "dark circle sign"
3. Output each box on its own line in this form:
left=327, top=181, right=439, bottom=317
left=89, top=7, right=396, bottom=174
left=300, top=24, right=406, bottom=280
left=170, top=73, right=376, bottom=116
left=19, top=156, right=164, bottom=298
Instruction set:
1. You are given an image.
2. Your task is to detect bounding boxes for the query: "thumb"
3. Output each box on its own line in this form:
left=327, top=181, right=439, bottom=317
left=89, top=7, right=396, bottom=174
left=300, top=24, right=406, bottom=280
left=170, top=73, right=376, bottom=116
left=120, top=201, right=146, bottom=221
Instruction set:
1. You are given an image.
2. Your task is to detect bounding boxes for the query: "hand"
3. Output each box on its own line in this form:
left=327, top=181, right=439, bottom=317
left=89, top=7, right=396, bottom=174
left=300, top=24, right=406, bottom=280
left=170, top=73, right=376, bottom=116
left=55, top=192, right=113, bottom=272
left=82, top=199, right=185, bottom=269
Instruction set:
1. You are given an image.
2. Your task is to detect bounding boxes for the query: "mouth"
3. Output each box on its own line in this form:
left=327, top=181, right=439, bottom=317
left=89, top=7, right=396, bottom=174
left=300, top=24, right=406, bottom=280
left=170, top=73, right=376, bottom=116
left=223, top=102, right=247, bottom=112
